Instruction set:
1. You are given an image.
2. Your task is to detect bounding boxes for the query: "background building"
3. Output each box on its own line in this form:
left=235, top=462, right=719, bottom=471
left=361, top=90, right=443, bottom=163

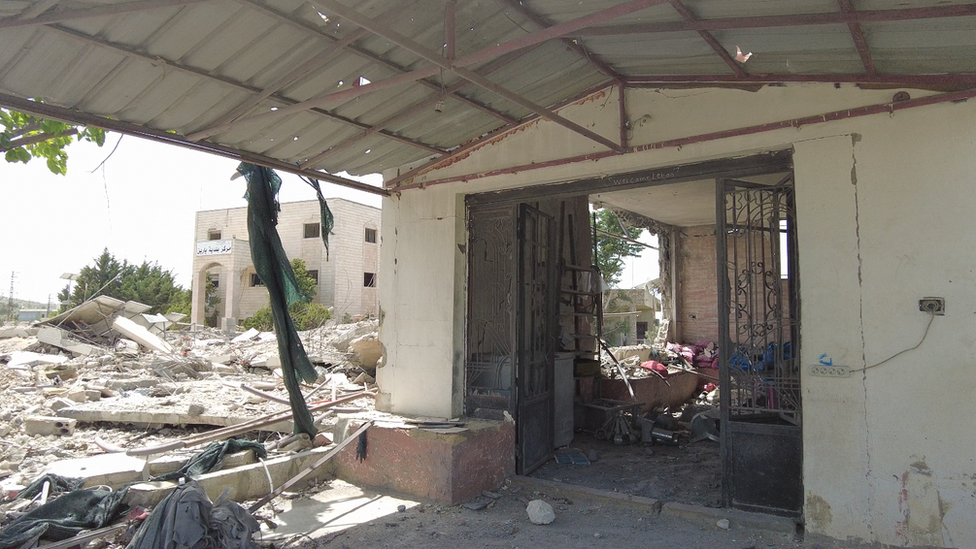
left=190, top=198, right=380, bottom=330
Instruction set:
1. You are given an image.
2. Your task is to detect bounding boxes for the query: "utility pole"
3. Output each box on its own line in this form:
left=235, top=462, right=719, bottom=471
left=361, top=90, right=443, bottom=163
left=8, top=272, right=15, bottom=322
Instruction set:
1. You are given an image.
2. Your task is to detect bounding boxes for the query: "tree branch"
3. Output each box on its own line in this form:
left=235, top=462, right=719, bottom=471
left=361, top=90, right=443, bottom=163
left=0, top=128, right=77, bottom=151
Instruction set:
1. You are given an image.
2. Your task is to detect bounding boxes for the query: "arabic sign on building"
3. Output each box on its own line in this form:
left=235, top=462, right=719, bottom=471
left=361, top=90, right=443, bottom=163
left=196, top=240, right=233, bottom=256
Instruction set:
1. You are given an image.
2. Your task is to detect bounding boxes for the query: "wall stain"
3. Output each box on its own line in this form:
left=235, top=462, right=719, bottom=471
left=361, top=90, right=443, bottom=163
left=806, top=492, right=833, bottom=530
left=896, top=459, right=948, bottom=546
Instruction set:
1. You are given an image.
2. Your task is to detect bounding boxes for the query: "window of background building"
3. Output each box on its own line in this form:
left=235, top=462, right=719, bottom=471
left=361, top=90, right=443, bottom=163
left=250, top=273, right=264, bottom=287
left=308, top=270, right=318, bottom=284
left=207, top=273, right=219, bottom=288
left=364, top=272, right=376, bottom=287
left=304, top=223, right=320, bottom=238
left=364, top=227, right=377, bottom=243
left=208, top=229, right=221, bottom=240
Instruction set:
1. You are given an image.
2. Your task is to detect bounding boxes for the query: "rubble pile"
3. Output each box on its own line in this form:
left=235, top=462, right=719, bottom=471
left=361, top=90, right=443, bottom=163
left=0, top=299, right=382, bottom=540
left=599, top=341, right=718, bottom=381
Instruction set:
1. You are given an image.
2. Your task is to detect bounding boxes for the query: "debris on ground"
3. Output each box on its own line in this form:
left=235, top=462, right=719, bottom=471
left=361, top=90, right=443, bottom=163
left=0, top=309, right=382, bottom=549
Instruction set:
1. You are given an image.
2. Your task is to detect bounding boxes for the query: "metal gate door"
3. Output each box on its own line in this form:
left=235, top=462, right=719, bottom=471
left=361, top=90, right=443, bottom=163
left=465, top=204, right=516, bottom=418
left=716, top=176, right=802, bottom=516
left=516, top=204, right=556, bottom=474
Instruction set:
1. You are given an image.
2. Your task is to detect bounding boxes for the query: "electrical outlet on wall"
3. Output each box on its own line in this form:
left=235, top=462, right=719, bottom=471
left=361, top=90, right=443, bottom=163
left=919, top=297, right=945, bottom=315
left=810, top=364, right=850, bottom=377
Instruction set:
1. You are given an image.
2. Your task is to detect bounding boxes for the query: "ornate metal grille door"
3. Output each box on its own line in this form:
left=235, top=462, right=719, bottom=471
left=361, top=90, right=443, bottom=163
left=717, top=177, right=803, bottom=516
left=516, top=204, right=556, bottom=474
left=465, top=204, right=517, bottom=417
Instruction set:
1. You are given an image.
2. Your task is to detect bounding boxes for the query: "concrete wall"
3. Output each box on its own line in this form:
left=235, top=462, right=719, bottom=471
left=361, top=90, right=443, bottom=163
left=378, top=84, right=976, bottom=546
left=190, top=198, right=381, bottom=327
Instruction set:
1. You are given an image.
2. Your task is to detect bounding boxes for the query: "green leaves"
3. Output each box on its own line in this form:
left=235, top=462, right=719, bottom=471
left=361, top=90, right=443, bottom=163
left=0, top=106, right=106, bottom=175
left=594, top=209, right=645, bottom=288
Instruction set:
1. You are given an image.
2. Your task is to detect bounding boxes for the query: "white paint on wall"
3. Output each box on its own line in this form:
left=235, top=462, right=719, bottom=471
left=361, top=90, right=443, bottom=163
left=378, top=83, right=976, bottom=546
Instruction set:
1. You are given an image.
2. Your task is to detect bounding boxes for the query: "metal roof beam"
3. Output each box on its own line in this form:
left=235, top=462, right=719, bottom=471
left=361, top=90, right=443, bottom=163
left=44, top=24, right=446, bottom=157
left=0, top=0, right=211, bottom=29
left=837, top=0, right=876, bottom=75
left=397, top=88, right=976, bottom=191
left=496, top=0, right=622, bottom=79
left=311, top=0, right=628, bottom=153
left=190, top=0, right=664, bottom=142
left=576, top=4, right=976, bottom=35
left=300, top=47, right=536, bottom=169
left=0, top=92, right=389, bottom=196
left=625, top=73, right=976, bottom=85
left=235, top=0, right=516, bottom=127
left=385, top=80, right=616, bottom=188
left=206, top=28, right=368, bottom=130
left=668, top=0, right=747, bottom=77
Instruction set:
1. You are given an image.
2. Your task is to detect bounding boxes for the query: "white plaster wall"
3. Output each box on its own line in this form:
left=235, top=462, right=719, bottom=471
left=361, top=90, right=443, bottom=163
left=379, top=83, right=976, bottom=546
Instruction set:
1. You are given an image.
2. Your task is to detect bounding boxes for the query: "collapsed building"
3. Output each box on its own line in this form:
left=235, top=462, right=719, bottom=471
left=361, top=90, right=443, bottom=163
left=2, top=1, right=976, bottom=547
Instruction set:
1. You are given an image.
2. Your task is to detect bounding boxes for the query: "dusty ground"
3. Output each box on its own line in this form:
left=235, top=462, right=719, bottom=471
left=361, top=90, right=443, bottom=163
left=260, top=477, right=870, bottom=549
left=532, top=432, right=722, bottom=507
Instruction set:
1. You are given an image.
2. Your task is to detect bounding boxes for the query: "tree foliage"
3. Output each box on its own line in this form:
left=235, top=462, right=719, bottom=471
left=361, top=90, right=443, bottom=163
left=593, top=209, right=645, bottom=287
left=1, top=108, right=105, bottom=175
left=242, top=259, right=331, bottom=331
left=57, top=248, right=187, bottom=314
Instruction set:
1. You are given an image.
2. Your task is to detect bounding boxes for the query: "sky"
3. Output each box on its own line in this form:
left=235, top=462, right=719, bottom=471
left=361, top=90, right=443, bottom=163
left=0, top=133, right=657, bottom=305
left=0, top=135, right=381, bottom=305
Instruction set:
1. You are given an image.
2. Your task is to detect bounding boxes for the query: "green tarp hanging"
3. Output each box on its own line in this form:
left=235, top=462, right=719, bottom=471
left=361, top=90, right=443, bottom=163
left=238, top=162, right=317, bottom=436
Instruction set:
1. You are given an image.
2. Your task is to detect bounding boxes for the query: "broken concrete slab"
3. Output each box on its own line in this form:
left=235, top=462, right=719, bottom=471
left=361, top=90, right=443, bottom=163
left=24, top=416, right=77, bottom=436
left=37, top=327, right=103, bottom=356
left=57, top=405, right=293, bottom=432
left=43, top=453, right=148, bottom=489
left=112, top=316, right=174, bottom=354
left=125, top=446, right=337, bottom=507
left=0, top=327, right=32, bottom=339
left=232, top=328, right=260, bottom=343
left=5, top=351, right=69, bottom=369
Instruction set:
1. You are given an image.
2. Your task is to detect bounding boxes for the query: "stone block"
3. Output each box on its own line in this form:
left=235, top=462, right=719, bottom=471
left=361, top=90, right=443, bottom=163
left=24, top=416, right=77, bottom=436
left=65, top=388, right=87, bottom=403
left=49, top=398, right=76, bottom=413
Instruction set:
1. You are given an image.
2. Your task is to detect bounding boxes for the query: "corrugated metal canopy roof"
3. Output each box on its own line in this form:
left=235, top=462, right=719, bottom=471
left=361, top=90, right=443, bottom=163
left=1, top=0, right=975, bottom=194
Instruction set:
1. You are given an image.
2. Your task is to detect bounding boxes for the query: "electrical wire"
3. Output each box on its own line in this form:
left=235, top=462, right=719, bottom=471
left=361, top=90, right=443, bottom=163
left=850, top=311, right=936, bottom=372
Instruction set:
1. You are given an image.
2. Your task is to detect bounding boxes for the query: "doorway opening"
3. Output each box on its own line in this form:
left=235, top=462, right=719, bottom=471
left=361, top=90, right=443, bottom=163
left=464, top=151, right=802, bottom=516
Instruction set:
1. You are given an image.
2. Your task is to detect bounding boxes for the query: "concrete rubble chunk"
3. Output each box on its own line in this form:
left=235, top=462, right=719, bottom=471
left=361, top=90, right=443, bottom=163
left=37, top=327, right=103, bottom=356
left=331, top=321, right=378, bottom=352
left=112, top=316, right=174, bottom=354
left=526, top=499, right=555, bottom=525
left=65, top=387, right=88, bottom=403
left=0, top=327, right=31, bottom=339
left=716, top=518, right=731, bottom=530
left=232, top=328, right=260, bottom=343
left=348, top=334, right=382, bottom=370
left=43, top=453, right=148, bottom=488
left=5, top=351, right=69, bottom=369
left=24, top=416, right=77, bottom=436
left=49, top=398, right=76, bottom=413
